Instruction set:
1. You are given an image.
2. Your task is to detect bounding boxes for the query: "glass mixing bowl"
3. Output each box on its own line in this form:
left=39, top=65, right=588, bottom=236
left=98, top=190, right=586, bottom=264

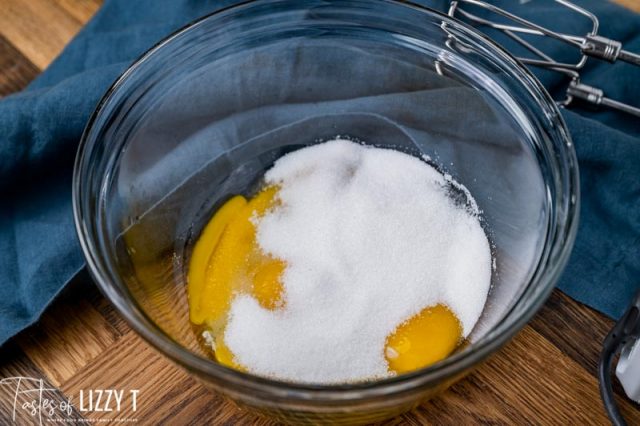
left=73, top=0, right=579, bottom=423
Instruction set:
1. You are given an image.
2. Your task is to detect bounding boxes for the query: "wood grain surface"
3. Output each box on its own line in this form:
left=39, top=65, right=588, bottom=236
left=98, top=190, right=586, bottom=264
left=1, top=1, right=639, bottom=425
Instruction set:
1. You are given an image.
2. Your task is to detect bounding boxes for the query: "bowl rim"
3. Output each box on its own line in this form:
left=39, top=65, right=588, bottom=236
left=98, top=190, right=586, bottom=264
left=72, top=0, right=580, bottom=401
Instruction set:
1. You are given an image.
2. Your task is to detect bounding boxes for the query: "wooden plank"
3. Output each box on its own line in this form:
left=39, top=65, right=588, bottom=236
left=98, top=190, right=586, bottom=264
left=529, top=291, right=640, bottom=401
left=529, top=291, right=611, bottom=375
left=16, top=281, right=120, bottom=387
left=0, top=0, right=85, bottom=69
left=52, top=0, right=102, bottom=24
left=0, top=34, right=40, bottom=96
left=0, top=342, right=87, bottom=424
left=615, top=0, right=640, bottom=12
left=416, top=325, right=640, bottom=425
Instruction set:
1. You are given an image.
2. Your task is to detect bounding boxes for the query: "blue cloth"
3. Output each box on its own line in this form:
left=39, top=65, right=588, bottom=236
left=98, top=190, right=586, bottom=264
left=0, top=0, right=638, bottom=345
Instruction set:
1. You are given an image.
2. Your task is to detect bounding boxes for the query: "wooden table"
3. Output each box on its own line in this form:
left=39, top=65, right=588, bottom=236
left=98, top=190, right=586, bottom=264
left=1, top=1, right=639, bottom=424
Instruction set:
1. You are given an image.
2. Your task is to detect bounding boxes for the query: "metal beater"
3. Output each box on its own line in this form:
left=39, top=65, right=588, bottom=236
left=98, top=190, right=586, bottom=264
left=448, top=0, right=640, bottom=117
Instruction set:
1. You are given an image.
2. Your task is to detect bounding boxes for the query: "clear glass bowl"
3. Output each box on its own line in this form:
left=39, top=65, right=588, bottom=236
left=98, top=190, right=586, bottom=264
left=73, top=0, right=579, bottom=424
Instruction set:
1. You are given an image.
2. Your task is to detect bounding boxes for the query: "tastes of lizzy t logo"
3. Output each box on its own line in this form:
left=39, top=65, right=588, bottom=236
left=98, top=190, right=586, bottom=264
left=1, top=376, right=139, bottom=424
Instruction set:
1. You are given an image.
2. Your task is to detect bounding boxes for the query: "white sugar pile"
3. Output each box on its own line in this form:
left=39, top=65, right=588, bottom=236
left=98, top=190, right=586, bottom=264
left=224, top=139, right=492, bottom=384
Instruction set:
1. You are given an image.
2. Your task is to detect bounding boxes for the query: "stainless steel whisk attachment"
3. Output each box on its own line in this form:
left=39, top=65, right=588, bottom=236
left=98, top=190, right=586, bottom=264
left=448, top=0, right=640, bottom=117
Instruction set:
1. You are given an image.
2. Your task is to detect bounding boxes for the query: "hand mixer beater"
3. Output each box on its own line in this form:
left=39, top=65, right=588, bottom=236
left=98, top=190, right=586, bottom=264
left=448, top=0, right=640, bottom=117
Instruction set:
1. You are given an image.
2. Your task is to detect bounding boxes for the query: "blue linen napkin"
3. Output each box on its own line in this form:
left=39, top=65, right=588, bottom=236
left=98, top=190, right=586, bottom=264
left=0, top=0, right=638, bottom=346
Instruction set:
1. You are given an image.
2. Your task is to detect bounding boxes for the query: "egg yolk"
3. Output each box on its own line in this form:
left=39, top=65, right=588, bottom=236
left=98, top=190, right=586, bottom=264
left=188, top=188, right=463, bottom=375
left=385, top=304, right=462, bottom=374
left=188, top=187, right=284, bottom=326
left=188, top=187, right=284, bottom=369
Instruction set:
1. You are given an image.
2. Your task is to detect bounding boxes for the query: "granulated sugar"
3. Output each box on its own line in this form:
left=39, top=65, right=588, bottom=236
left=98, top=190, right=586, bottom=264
left=224, top=139, right=491, bottom=383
